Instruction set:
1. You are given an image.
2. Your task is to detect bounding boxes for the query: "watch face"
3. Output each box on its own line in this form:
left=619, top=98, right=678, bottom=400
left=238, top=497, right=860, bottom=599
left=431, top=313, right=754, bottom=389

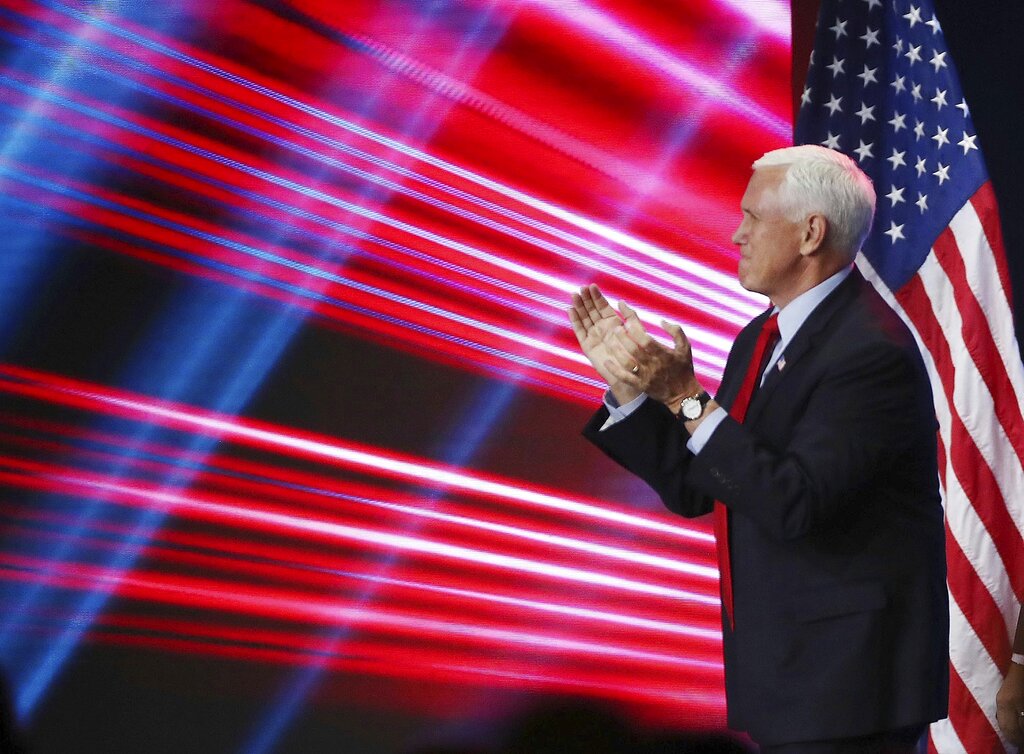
left=681, top=397, right=702, bottom=420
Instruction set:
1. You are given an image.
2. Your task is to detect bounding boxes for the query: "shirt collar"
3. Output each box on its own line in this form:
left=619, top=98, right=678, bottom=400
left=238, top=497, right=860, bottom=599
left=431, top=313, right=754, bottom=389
left=774, top=266, right=852, bottom=349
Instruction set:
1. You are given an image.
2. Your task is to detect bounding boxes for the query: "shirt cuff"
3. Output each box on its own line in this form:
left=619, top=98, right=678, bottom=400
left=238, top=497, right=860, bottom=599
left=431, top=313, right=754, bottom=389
left=685, top=406, right=727, bottom=454
left=600, top=391, right=647, bottom=430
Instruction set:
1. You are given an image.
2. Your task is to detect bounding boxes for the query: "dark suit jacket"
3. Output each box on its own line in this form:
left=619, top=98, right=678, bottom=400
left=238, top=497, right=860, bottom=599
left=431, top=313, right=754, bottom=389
left=584, top=270, right=948, bottom=745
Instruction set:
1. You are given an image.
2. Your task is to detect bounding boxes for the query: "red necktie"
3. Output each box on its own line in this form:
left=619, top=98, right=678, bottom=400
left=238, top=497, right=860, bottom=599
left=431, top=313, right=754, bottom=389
left=714, top=312, right=780, bottom=630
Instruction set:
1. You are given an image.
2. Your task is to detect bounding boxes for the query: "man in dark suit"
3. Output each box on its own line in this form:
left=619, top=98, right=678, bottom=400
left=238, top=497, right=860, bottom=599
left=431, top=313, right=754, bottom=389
left=569, top=145, right=948, bottom=752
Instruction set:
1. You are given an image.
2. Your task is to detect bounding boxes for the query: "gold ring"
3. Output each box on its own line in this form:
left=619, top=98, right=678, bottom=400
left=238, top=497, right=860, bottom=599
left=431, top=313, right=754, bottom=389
left=630, top=364, right=640, bottom=374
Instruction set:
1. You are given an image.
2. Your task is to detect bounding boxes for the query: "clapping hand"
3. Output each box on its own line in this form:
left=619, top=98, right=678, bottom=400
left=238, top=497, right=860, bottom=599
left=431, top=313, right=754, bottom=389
left=568, top=285, right=702, bottom=410
left=568, top=285, right=640, bottom=404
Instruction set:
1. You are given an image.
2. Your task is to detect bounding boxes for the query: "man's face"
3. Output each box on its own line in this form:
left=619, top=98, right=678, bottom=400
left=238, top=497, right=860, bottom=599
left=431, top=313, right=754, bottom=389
left=732, top=166, right=805, bottom=302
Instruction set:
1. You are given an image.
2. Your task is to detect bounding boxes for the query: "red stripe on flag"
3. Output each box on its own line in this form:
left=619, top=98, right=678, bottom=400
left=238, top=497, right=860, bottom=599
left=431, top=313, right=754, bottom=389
left=945, top=521, right=1010, bottom=665
left=936, top=395, right=1011, bottom=672
left=969, top=182, right=1014, bottom=308
left=946, top=657, right=1002, bottom=753
left=893, top=274, right=955, bottom=403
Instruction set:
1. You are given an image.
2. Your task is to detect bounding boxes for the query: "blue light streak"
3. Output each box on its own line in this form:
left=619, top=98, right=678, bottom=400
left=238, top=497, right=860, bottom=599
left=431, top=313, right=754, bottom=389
left=0, top=180, right=602, bottom=395
left=26, top=0, right=763, bottom=312
left=0, top=66, right=737, bottom=364
left=0, top=13, right=758, bottom=326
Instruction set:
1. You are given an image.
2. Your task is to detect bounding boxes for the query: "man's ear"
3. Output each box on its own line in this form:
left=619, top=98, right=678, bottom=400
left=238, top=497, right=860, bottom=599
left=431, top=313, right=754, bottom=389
left=799, top=213, right=828, bottom=257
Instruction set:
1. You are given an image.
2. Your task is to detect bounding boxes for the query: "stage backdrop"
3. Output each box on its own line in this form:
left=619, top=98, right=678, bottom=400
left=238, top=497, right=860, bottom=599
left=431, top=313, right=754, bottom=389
left=5, top=1, right=1024, bottom=752
left=0, top=1, right=791, bottom=752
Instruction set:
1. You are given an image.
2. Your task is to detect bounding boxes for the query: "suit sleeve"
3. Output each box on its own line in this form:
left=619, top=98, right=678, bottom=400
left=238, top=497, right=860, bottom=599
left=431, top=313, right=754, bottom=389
left=583, top=397, right=714, bottom=518
left=687, top=338, right=936, bottom=541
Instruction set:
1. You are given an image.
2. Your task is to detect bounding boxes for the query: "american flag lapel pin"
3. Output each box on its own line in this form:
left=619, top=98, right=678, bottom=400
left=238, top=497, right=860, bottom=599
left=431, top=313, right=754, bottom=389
left=777, top=356, right=786, bottom=372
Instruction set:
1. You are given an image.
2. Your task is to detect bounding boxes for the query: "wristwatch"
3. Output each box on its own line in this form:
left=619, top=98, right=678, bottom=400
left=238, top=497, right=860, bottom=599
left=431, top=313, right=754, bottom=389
left=678, top=391, right=712, bottom=421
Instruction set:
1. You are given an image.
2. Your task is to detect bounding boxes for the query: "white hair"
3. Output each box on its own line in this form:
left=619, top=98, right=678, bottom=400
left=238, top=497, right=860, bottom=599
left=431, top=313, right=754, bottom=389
left=752, top=145, right=876, bottom=258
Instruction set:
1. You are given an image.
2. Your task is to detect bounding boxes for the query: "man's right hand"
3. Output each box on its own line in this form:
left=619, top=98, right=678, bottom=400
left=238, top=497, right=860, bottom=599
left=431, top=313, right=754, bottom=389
left=568, top=284, right=642, bottom=404
left=996, top=662, right=1024, bottom=745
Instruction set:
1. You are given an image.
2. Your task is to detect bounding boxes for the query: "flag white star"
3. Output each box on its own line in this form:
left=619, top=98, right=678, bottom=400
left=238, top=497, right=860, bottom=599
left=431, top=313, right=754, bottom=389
left=893, top=37, right=905, bottom=54
left=932, top=126, right=950, bottom=148
left=905, top=44, right=923, bottom=64
left=915, top=157, right=928, bottom=176
left=864, top=0, right=882, bottom=9
left=926, top=14, right=941, bottom=34
left=827, top=56, right=845, bottom=77
left=855, top=103, right=876, bottom=124
left=830, top=18, right=848, bottom=39
left=932, top=88, right=948, bottom=109
left=888, top=112, right=907, bottom=132
left=854, top=140, right=874, bottom=162
left=904, top=5, right=923, bottom=27
left=910, top=83, right=923, bottom=102
left=958, top=132, right=978, bottom=154
left=858, top=65, right=879, bottom=86
left=861, top=27, right=880, bottom=48
left=913, top=120, right=926, bottom=140
left=956, top=99, right=970, bottom=117
left=930, top=51, right=947, bottom=72
left=884, top=220, right=905, bottom=243
left=886, top=185, right=906, bottom=206
left=801, top=86, right=813, bottom=107
left=887, top=148, right=907, bottom=169
left=916, top=192, right=929, bottom=212
left=825, top=94, right=843, bottom=115
left=934, top=163, right=951, bottom=184
left=821, top=132, right=842, bottom=149
left=890, top=75, right=906, bottom=94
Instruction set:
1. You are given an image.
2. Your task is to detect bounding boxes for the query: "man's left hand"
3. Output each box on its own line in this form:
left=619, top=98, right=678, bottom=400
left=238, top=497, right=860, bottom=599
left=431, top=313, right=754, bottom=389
left=600, top=301, right=702, bottom=408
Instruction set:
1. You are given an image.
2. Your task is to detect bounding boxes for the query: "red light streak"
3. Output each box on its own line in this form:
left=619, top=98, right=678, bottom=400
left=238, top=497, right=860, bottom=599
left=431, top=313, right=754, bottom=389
left=0, top=363, right=729, bottom=709
left=0, top=0, right=793, bottom=730
left=2, top=1, right=770, bottom=344
left=0, top=455, right=719, bottom=609
left=0, top=365, right=716, bottom=545
left=0, top=539, right=726, bottom=691
left=0, top=504, right=721, bottom=642
left=0, top=414, right=715, bottom=568
left=0, top=552, right=718, bottom=673
left=1, top=457, right=720, bottom=589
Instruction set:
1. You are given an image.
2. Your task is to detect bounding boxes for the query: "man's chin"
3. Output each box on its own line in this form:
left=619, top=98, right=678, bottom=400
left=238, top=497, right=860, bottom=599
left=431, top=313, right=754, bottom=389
left=737, top=269, right=757, bottom=293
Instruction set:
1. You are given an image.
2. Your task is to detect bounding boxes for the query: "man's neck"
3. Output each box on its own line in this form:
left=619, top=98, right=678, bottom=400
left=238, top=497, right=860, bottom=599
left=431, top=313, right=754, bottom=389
left=772, top=257, right=852, bottom=309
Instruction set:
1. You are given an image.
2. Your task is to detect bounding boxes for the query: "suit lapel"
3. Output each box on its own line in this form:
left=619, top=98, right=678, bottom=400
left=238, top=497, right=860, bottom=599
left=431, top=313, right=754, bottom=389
left=743, top=271, right=864, bottom=426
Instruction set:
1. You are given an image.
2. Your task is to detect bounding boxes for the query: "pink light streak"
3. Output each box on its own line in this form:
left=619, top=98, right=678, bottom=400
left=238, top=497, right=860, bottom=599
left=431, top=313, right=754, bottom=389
left=0, top=365, right=717, bottom=544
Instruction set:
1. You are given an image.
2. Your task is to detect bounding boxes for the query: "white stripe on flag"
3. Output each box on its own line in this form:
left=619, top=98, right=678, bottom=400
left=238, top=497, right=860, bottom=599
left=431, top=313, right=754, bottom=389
left=949, top=202, right=1024, bottom=407
left=929, top=715, right=969, bottom=754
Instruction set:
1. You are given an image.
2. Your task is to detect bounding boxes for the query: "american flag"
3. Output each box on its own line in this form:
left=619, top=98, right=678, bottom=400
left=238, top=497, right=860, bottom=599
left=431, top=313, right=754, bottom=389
left=796, top=1, right=1024, bottom=751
